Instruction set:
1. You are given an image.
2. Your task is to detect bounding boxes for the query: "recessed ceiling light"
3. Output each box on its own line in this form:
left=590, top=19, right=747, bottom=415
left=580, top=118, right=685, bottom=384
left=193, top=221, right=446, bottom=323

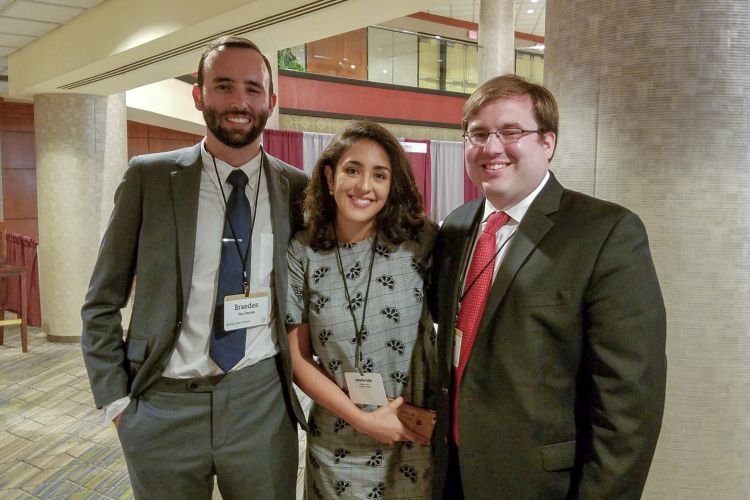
left=527, top=9, right=534, bottom=14
left=531, top=0, right=539, bottom=3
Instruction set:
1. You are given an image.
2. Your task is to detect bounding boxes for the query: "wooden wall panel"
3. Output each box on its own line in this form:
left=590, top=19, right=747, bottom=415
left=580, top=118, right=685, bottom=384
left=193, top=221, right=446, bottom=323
left=3, top=169, right=37, bottom=219
left=127, top=121, right=149, bottom=138
left=127, top=137, right=149, bottom=159
left=1, top=132, right=36, bottom=169
left=1, top=101, right=37, bottom=237
left=125, top=121, right=202, bottom=158
left=148, top=124, right=199, bottom=141
left=306, top=29, right=367, bottom=80
left=0, top=101, right=34, bottom=133
left=3, top=219, right=38, bottom=238
left=147, top=138, right=196, bottom=154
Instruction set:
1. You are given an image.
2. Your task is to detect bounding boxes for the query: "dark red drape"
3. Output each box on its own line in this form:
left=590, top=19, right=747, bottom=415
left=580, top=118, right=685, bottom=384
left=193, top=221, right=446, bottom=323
left=262, top=129, right=304, bottom=170
left=463, top=165, right=483, bottom=203
left=402, top=139, right=432, bottom=215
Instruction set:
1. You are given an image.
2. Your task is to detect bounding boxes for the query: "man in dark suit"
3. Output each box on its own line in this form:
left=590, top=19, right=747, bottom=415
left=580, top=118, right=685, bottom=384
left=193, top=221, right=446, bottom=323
left=430, top=74, right=666, bottom=499
left=81, top=36, right=307, bottom=499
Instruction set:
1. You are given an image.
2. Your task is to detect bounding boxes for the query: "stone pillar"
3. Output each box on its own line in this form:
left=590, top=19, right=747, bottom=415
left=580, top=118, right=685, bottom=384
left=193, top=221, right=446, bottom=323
left=479, top=0, right=515, bottom=82
left=34, top=93, right=128, bottom=342
left=544, top=2, right=750, bottom=499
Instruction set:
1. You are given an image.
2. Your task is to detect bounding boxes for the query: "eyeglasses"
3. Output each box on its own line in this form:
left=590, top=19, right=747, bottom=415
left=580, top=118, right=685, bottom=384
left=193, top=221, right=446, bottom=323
left=462, top=128, right=541, bottom=147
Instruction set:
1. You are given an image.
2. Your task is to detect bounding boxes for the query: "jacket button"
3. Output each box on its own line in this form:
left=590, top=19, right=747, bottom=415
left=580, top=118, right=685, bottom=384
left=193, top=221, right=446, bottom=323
left=441, top=387, right=449, bottom=394
left=176, top=321, right=183, bottom=328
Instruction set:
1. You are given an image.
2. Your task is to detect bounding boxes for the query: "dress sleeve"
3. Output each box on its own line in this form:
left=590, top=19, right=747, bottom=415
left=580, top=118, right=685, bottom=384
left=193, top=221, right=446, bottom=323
left=285, top=237, right=309, bottom=325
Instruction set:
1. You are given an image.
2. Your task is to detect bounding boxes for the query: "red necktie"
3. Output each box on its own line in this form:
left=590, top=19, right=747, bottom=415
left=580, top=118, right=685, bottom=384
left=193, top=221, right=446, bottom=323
left=452, top=211, right=510, bottom=442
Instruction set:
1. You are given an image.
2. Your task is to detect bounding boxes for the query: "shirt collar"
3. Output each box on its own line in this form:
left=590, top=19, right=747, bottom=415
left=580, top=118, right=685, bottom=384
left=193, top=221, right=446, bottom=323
left=200, top=139, right=263, bottom=188
left=482, top=171, right=550, bottom=224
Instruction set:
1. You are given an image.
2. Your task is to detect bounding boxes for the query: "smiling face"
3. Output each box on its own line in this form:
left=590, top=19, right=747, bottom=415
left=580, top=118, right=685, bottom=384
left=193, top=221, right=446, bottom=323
left=324, top=139, right=392, bottom=242
left=464, top=95, right=556, bottom=210
left=192, top=47, right=276, bottom=160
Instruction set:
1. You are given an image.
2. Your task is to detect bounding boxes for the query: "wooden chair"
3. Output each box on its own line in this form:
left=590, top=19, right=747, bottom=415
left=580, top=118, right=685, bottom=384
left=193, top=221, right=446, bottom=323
left=0, top=221, right=28, bottom=352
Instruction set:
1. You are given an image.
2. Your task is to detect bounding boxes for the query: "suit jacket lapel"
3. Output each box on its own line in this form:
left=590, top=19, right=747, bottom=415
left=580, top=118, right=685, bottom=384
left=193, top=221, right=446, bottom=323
left=441, top=198, right=485, bottom=376
left=475, top=173, right=564, bottom=335
left=169, top=144, right=202, bottom=310
left=263, top=152, right=290, bottom=301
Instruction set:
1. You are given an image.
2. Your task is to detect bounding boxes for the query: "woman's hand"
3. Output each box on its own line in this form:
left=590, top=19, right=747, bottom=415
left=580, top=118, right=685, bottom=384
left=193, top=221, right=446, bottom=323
left=353, top=397, right=431, bottom=445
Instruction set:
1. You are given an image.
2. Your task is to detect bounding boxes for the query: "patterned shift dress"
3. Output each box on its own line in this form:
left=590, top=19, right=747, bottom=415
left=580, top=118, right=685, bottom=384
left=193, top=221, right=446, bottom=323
left=286, top=227, right=437, bottom=500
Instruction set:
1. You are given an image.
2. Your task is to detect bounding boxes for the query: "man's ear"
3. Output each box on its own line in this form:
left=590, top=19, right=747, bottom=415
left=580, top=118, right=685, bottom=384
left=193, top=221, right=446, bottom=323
left=542, top=131, right=557, bottom=161
left=192, top=85, right=203, bottom=111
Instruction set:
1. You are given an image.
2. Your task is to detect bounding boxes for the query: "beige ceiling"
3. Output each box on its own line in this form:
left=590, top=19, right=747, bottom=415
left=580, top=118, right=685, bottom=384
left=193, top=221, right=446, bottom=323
left=0, top=0, right=546, bottom=80
left=0, top=0, right=107, bottom=76
left=426, top=0, right=545, bottom=36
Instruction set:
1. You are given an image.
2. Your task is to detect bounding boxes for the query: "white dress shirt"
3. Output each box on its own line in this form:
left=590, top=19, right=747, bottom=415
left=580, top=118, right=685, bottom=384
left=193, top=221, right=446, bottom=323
left=463, top=171, right=550, bottom=285
left=165, top=141, right=278, bottom=377
left=105, top=140, right=278, bottom=420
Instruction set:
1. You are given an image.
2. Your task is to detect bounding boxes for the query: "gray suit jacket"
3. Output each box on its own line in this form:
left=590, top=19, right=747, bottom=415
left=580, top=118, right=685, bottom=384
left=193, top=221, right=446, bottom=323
left=81, top=143, right=308, bottom=427
left=430, top=173, right=666, bottom=499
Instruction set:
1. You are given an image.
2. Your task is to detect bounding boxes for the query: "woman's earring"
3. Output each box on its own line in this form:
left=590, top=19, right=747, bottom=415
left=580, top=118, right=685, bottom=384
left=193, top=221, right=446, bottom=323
left=329, top=189, right=334, bottom=195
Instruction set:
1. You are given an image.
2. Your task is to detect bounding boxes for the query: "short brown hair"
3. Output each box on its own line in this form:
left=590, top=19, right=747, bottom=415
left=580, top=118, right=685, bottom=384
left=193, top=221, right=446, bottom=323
left=304, top=121, right=429, bottom=251
left=196, top=36, right=274, bottom=95
left=462, top=74, right=558, bottom=137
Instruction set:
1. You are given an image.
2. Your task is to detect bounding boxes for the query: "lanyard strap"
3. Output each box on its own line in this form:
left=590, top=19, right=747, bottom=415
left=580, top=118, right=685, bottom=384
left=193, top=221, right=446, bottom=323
left=459, top=228, right=517, bottom=306
left=211, top=152, right=263, bottom=296
left=334, top=232, right=378, bottom=375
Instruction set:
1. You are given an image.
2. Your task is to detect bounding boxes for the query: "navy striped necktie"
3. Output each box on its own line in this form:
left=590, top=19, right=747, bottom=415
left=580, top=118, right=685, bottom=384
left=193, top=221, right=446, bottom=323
left=210, top=169, right=251, bottom=372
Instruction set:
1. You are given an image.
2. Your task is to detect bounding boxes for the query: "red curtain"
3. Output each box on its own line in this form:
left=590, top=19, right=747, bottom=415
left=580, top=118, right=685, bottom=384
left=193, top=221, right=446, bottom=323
left=262, top=129, right=304, bottom=170
left=463, top=167, right=483, bottom=203
left=402, top=139, right=432, bottom=215
left=2, top=233, right=41, bottom=326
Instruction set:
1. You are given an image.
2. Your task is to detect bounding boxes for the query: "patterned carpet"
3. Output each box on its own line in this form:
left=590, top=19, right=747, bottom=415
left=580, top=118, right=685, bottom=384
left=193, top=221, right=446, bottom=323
left=0, top=326, right=308, bottom=499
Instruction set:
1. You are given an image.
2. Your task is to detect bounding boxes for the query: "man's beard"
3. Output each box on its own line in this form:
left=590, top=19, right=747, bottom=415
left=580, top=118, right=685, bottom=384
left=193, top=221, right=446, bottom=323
left=203, top=106, right=268, bottom=149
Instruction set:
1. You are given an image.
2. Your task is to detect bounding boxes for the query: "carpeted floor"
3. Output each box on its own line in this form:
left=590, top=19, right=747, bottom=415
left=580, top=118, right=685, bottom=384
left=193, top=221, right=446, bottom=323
left=0, top=325, right=308, bottom=499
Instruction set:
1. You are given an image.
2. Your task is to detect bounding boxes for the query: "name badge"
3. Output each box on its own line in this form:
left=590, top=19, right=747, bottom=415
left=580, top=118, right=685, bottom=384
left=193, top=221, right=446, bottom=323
left=344, top=372, right=388, bottom=407
left=453, top=328, right=463, bottom=367
left=223, top=292, right=269, bottom=330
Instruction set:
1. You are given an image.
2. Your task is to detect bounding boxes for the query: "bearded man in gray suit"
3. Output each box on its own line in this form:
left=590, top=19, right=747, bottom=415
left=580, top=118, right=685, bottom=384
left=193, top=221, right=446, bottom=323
left=81, top=36, right=307, bottom=499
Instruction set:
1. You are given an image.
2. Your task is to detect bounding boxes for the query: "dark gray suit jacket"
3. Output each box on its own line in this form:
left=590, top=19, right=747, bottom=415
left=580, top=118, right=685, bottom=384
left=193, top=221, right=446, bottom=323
left=81, top=143, right=308, bottom=427
left=430, top=173, right=666, bottom=499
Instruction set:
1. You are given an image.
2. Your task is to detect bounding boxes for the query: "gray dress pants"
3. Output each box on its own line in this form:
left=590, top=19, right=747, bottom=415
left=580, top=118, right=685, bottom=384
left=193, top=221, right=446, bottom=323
left=117, top=356, right=298, bottom=499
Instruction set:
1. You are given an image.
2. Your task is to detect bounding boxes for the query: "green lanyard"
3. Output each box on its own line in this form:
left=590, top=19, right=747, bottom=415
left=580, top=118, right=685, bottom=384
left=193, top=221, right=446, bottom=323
left=334, top=231, right=378, bottom=375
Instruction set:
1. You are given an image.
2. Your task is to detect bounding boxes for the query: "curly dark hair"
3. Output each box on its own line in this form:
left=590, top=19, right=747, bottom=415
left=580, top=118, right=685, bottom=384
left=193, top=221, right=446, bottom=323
left=304, top=121, right=428, bottom=251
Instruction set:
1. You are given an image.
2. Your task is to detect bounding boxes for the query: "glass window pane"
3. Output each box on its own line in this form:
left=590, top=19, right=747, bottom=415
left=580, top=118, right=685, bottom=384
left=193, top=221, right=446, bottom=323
left=445, top=41, right=466, bottom=92
left=391, top=31, right=417, bottom=87
left=465, top=44, right=479, bottom=93
left=368, top=27, right=393, bottom=84
left=531, top=54, right=544, bottom=84
left=515, top=51, right=532, bottom=80
left=278, top=45, right=306, bottom=72
left=418, top=37, right=440, bottom=89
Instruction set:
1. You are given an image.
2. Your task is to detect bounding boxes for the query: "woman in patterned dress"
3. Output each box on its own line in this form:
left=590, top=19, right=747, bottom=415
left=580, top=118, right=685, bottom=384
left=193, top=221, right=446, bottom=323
left=286, top=121, right=437, bottom=499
